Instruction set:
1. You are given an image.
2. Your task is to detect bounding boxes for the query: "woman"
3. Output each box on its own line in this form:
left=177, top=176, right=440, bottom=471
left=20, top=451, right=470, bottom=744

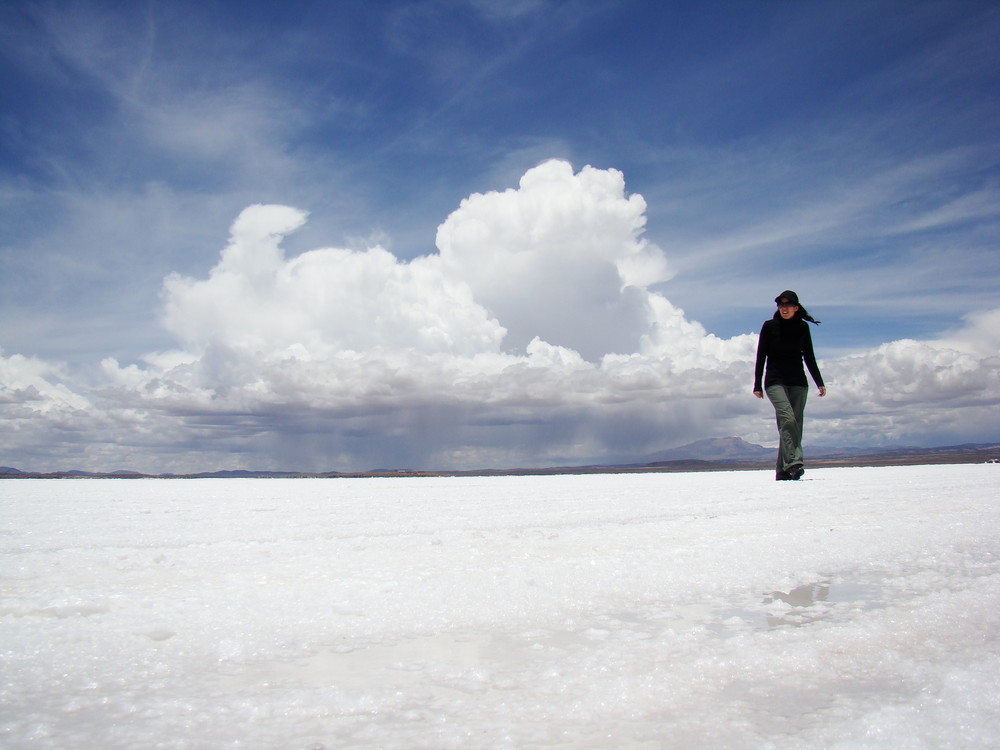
left=753, top=290, right=826, bottom=480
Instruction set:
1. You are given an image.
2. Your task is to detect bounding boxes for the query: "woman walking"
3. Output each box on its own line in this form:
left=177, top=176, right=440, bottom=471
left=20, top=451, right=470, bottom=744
left=753, top=291, right=826, bottom=480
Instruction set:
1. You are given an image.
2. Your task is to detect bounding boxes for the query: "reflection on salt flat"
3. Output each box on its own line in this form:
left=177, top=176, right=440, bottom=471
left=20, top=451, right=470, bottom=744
left=763, top=581, right=833, bottom=628
left=766, top=581, right=831, bottom=608
left=215, top=573, right=892, bottom=703
left=693, top=572, right=889, bottom=635
left=760, top=578, right=884, bottom=629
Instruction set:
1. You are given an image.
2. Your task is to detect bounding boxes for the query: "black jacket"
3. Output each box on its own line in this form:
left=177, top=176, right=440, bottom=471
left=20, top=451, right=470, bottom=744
left=753, top=316, right=824, bottom=391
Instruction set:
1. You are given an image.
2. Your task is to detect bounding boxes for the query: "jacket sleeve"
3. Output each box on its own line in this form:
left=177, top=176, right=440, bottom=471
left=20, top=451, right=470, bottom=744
left=753, top=322, right=768, bottom=391
left=802, top=324, right=824, bottom=388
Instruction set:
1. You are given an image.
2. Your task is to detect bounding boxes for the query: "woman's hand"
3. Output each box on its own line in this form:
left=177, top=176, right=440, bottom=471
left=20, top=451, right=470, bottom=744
left=753, top=390, right=763, bottom=399
left=818, top=386, right=827, bottom=397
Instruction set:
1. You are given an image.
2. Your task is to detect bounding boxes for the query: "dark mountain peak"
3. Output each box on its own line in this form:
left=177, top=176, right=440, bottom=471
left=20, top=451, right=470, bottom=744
left=646, top=437, right=772, bottom=462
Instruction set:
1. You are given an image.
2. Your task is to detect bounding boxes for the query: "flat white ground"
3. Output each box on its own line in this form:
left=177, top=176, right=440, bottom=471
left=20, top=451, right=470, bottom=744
left=2, top=464, right=998, bottom=749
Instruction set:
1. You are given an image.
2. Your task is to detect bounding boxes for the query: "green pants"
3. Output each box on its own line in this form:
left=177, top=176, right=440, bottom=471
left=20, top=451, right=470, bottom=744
left=765, top=385, right=809, bottom=472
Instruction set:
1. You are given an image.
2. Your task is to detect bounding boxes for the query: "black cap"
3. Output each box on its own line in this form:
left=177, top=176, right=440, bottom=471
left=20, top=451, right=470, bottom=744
left=775, top=290, right=799, bottom=305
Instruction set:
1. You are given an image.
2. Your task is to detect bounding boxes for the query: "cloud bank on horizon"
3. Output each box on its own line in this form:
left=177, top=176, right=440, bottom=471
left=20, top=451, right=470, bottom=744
left=3, top=160, right=998, bottom=472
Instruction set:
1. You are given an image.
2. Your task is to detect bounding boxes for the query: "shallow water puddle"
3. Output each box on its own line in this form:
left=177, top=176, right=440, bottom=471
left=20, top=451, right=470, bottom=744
left=758, top=577, right=884, bottom=629
left=215, top=573, right=892, bottom=701
left=683, top=571, right=892, bottom=636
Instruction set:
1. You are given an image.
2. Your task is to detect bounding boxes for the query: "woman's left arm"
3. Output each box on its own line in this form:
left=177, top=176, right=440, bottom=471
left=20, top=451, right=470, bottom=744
left=802, top=324, right=825, bottom=395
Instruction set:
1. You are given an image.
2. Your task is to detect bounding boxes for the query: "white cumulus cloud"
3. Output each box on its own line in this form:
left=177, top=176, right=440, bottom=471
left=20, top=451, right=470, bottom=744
left=161, top=203, right=506, bottom=360
left=437, top=160, right=674, bottom=360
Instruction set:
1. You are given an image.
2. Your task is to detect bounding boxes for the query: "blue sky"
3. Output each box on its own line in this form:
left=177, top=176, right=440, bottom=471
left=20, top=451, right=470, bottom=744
left=1, top=0, right=999, bottom=472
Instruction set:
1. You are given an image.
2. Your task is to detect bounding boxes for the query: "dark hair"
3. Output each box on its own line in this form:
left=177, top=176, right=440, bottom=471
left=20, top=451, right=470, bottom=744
left=773, top=290, right=821, bottom=324
left=773, top=308, right=821, bottom=324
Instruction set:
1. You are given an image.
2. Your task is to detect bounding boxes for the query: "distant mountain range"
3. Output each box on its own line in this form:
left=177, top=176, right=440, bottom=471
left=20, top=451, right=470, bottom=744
left=2, top=439, right=998, bottom=479
left=645, top=437, right=1000, bottom=464
left=643, top=437, right=774, bottom=462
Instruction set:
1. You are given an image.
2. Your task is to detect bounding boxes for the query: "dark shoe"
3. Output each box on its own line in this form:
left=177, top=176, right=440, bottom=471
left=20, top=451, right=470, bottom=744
left=788, top=464, right=804, bottom=480
left=776, top=471, right=794, bottom=481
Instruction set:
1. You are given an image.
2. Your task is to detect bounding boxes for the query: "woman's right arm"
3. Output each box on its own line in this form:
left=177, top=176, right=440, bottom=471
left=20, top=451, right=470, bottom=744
left=753, top=322, right=768, bottom=397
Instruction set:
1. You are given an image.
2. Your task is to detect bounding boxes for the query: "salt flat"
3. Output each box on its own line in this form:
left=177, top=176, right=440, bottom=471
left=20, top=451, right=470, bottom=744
left=1, top=464, right=998, bottom=749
